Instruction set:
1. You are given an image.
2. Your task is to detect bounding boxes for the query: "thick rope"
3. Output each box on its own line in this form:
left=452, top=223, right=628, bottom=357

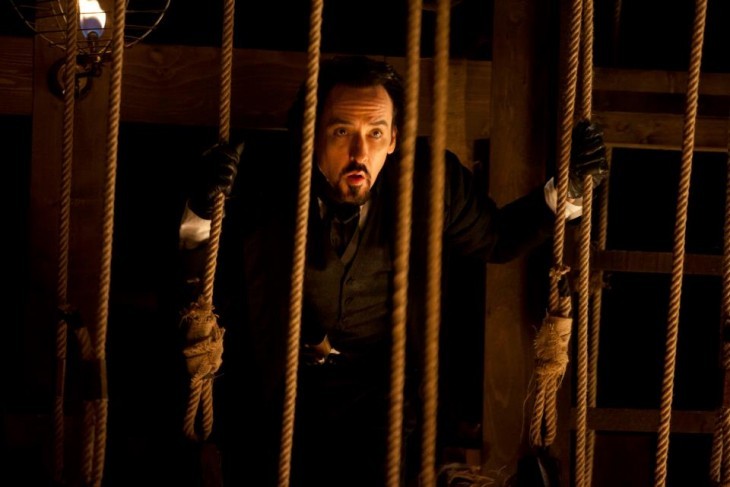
left=712, top=416, right=722, bottom=484
left=53, top=0, right=78, bottom=482
left=653, top=1, right=707, bottom=485
left=710, top=122, right=730, bottom=483
left=421, top=1, right=449, bottom=485
left=578, top=0, right=594, bottom=122
left=386, top=0, right=421, bottom=485
left=202, top=0, right=235, bottom=303
left=723, top=406, right=730, bottom=485
left=722, top=132, right=730, bottom=483
left=529, top=294, right=572, bottom=447
left=586, top=0, right=618, bottom=470
left=549, top=0, right=582, bottom=312
left=79, top=1, right=126, bottom=485
left=586, top=148, right=611, bottom=483
left=575, top=176, right=593, bottom=487
left=277, top=1, right=322, bottom=485
left=182, top=0, right=235, bottom=443
left=181, top=296, right=225, bottom=440
left=529, top=0, right=583, bottom=448
left=575, top=0, right=595, bottom=484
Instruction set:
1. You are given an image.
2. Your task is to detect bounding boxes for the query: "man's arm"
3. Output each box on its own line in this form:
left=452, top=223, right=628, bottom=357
left=441, top=152, right=556, bottom=263
left=440, top=121, right=607, bottom=262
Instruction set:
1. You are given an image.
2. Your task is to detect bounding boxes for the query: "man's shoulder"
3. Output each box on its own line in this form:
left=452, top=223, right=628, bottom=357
left=412, top=138, right=467, bottom=169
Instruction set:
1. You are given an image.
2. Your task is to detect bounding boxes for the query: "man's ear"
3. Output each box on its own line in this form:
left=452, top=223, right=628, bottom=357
left=388, top=127, right=397, bottom=154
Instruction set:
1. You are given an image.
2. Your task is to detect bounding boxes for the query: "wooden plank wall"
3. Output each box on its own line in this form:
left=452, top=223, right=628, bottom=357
left=1, top=35, right=727, bottom=154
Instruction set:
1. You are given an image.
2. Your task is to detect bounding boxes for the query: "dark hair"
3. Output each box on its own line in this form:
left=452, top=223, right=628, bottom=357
left=287, top=55, right=405, bottom=137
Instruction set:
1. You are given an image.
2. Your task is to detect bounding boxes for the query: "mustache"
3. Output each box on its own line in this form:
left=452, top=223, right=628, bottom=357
left=340, top=162, right=370, bottom=178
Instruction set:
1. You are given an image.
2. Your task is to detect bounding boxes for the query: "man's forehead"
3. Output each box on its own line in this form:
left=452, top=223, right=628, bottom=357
left=322, top=85, right=394, bottom=122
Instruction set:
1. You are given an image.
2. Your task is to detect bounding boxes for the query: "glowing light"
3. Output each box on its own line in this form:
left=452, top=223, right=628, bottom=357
left=79, top=0, right=106, bottom=38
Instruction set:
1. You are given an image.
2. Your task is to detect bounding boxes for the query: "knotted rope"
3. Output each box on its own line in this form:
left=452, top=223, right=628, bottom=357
left=654, top=1, right=707, bottom=485
left=387, top=0, right=421, bottom=485
left=52, top=0, right=79, bottom=482
left=277, top=1, right=323, bottom=485
left=181, top=0, right=235, bottom=442
left=421, top=1, right=450, bottom=485
left=529, top=0, right=583, bottom=448
left=530, top=268, right=573, bottom=448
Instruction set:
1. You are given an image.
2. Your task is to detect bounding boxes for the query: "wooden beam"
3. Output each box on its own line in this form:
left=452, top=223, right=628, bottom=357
left=592, top=250, right=723, bottom=276
left=571, top=407, right=717, bottom=434
left=1, top=36, right=727, bottom=152
left=594, top=67, right=730, bottom=96
left=594, top=112, right=729, bottom=153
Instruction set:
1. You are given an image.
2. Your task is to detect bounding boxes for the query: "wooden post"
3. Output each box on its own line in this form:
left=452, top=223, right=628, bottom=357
left=483, top=0, right=554, bottom=478
left=26, top=15, right=111, bottom=482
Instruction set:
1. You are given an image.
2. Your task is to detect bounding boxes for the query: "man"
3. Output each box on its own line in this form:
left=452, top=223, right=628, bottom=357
left=179, top=56, right=606, bottom=486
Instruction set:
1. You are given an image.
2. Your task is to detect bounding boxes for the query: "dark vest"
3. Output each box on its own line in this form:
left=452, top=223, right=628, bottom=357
left=303, top=180, right=395, bottom=355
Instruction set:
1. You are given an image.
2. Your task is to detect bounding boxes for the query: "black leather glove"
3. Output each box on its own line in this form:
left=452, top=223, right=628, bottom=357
left=569, top=120, right=608, bottom=199
left=188, top=141, right=244, bottom=219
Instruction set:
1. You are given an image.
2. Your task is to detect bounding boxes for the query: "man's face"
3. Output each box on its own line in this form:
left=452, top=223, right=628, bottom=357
left=316, top=84, right=397, bottom=205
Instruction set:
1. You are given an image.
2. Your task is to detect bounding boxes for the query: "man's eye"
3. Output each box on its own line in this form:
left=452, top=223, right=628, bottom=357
left=371, top=130, right=383, bottom=138
left=334, top=128, right=348, bottom=136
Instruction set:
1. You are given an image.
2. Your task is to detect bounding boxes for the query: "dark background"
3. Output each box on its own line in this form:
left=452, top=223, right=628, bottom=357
left=2, top=0, right=729, bottom=485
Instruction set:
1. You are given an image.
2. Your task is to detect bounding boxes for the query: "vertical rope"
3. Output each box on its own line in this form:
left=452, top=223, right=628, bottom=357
left=53, top=0, right=78, bottom=482
left=277, top=1, right=322, bottom=485
left=586, top=148, right=611, bottom=483
left=530, top=0, right=583, bottom=448
left=575, top=0, right=594, bottom=484
left=387, top=0, right=421, bottom=485
left=722, top=127, right=730, bottom=482
left=549, top=0, right=582, bottom=312
left=711, top=413, right=723, bottom=482
left=575, top=177, right=593, bottom=487
left=421, top=1, right=449, bottom=485
left=80, top=0, right=126, bottom=485
left=579, top=0, right=593, bottom=121
left=202, top=0, right=235, bottom=304
left=721, top=406, right=730, bottom=483
left=182, top=0, right=236, bottom=443
left=586, top=0, right=618, bottom=468
left=710, top=122, right=730, bottom=484
left=653, top=1, right=707, bottom=485
left=75, top=325, right=95, bottom=483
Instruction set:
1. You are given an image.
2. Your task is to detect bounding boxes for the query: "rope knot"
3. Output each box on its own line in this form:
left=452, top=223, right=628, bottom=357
left=180, top=297, right=225, bottom=380
left=534, top=313, right=572, bottom=379
left=549, top=264, right=570, bottom=282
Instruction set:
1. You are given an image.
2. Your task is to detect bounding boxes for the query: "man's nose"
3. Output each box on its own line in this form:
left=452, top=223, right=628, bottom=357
left=349, top=134, right=368, bottom=162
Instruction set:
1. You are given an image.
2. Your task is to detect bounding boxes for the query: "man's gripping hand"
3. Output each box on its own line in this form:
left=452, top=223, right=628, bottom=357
left=188, top=141, right=244, bottom=219
left=568, top=120, right=608, bottom=199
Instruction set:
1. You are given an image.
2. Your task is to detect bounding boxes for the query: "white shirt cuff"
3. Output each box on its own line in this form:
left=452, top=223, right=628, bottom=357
left=544, top=178, right=583, bottom=221
left=179, top=202, right=212, bottom=249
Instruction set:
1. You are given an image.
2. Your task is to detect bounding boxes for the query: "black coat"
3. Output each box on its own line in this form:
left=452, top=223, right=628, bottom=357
left=186, top=135, right=555, bottom=485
